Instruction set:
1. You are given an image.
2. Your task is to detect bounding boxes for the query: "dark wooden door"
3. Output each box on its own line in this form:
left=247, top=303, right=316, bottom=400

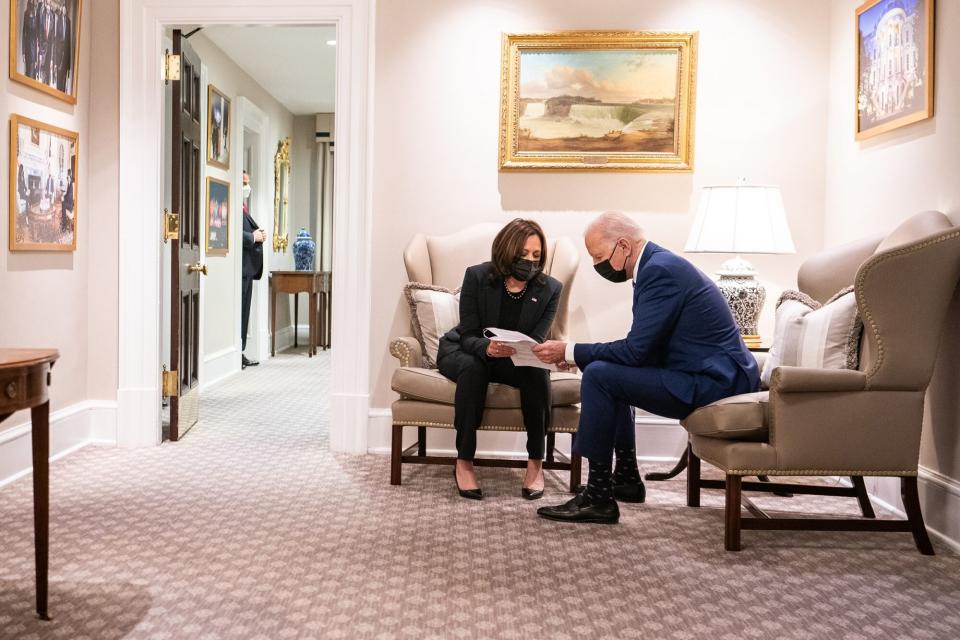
left=169, top=30, right=203, bottom=441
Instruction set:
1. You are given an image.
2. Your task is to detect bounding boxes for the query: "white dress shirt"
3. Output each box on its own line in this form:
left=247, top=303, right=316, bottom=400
left=564, top=241, right=647, bottom=365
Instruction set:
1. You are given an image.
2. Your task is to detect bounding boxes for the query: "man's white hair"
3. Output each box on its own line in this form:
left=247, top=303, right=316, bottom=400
left=586, top=211, right=645, bottom=244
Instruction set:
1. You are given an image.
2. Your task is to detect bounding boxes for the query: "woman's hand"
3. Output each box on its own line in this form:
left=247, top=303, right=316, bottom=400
left=486, top=340, right=517, bottom=358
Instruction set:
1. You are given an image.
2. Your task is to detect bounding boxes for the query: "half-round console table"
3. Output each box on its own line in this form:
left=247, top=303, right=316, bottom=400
left=0, top=348, right=59, bottom=620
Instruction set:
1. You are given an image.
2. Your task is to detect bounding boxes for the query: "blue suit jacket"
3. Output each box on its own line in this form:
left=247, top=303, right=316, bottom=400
left=573, top=242, right=760, bottom=407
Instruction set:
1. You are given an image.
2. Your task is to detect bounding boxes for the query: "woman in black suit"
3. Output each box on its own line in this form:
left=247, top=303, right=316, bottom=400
left=437, top=219, right=563, bottom=501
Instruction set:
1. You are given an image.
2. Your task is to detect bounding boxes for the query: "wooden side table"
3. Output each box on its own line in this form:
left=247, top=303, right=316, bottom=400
left=0, top=348, right=59, bottom=620
left=270, top=271, right=325, bottom=357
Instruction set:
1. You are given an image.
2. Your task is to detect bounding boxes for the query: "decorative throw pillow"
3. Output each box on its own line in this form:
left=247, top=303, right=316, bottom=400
left=760, top=286, right=863, bottom=388
left=403, top=283, right=461, bottom=368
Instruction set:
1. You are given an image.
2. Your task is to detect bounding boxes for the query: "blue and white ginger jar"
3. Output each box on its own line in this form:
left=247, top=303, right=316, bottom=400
left=293, top=228, right=316, bottom=271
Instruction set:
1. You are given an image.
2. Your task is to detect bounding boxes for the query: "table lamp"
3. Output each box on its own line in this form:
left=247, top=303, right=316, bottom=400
left=684, top=181, right=796, bottom=349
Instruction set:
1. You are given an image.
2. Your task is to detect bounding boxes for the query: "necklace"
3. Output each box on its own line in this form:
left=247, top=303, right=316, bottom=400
left=504, top=279, right=527, bottom=300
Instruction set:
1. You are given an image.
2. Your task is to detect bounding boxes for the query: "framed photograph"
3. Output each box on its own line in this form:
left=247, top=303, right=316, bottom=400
left=205, top=176, right=230, bottom=256
left=499, top=31, right=698, bottom=172
left=9, top=114, right=78, bottom=251
left=855, top=0, right=934, bottom=140
left=207, top=84, right=231, bottom=169
left=8, top=0, right=83, bottom=104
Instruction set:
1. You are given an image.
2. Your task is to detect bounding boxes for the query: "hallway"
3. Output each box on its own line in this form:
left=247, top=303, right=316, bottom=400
left=2, top=351, right=960, bottom=639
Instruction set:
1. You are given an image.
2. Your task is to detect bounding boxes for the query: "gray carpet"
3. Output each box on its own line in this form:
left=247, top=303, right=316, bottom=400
left=1, top=349, right=959, bottom=639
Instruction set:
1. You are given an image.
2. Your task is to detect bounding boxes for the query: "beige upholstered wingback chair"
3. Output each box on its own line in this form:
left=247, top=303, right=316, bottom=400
left=388, top=224, right=582, bottom=490
left=681, top=211, right=960, bottom=553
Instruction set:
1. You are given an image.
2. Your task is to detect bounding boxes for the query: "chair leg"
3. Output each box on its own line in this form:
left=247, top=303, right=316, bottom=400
left=686, top=444, right=701, bottom=508
left=390, top=424, right=403, bottom=486
left=725, top=474, right=743, bottom=551
left=850, top=476, right=876, bottom=519
left=417, top=426, right=427, bottom=457
left=901, top=476, right=935, bottom=556
left=570, top=450, right=582, bottom=494
left=546, top=432, right=556, bottom=463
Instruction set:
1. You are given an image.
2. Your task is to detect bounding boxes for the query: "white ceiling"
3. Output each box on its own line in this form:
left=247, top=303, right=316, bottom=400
left=201, top=25, right=337, bottom=115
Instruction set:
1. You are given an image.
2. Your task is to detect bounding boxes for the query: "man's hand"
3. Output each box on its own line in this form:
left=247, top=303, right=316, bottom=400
left=253, top=229, right=266, bottom=243
left=531, top=340, right=567, bottom=365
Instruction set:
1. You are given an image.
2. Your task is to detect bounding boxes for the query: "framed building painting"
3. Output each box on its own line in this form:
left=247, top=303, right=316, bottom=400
left=205, top=176, right=230, bottom=256
left=207, top=84, right=231, bottom=169
left=499, top=30, right=698, bottom=172
left=9, top=114, right=78, bottom=251
left=8, top=0, right=83, bottom=104
left=855, top=0, right=934, bottom=140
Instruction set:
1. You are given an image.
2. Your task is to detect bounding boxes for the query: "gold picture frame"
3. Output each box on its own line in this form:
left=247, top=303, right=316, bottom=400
left=9, top=114, right=79, bottom=252
left=8, top=0, right=83, bottom=104
left=855, top=0, right=934, bottom=141
left=273, top=137, right=291, bottom=252
left=499, top=30, right=698, bottom=172
left=205, top=176, right=230, bottom=256
left=207, top=84, right=231, bottom=169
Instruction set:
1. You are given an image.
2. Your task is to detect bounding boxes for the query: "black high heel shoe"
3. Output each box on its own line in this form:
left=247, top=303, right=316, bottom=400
left=454, top=465, right=483, bottom=500
left=522, top=468, right=545, bottom=500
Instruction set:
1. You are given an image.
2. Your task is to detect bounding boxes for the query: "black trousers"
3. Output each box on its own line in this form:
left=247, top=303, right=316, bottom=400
left=437, top=350, right=551, bottom=461
left=241, top=276, right=253, bottom=351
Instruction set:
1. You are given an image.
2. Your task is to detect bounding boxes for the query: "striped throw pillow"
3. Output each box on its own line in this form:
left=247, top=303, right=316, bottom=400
left=403, top=283, right=461, bottom=369
left=760, top=287, right=863, bottom=388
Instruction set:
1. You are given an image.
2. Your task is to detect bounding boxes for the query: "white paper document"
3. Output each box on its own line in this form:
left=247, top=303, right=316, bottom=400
left=484, top=327, right=557, bottom=371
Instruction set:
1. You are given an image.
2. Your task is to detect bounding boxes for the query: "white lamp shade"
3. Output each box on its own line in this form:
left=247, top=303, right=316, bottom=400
left=685, top=185, right=796, bottom=254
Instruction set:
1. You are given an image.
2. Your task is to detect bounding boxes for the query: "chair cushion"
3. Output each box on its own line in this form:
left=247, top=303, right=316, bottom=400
left=403, top=283, right=460, bottom=368
left=760, top=288, right=862, bottom=388
left=681, top=391, right=769, bottom=440
left=391, top=367, right=581, bottom=408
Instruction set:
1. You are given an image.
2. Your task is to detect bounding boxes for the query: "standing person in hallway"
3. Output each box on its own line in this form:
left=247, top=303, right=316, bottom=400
left=531, top=211, right=760, bottom=524
left=436, top=218, right=562, bottom=501
left=241, top=172, right=265, bottom=369
left=21, top=0, right=38, bottom=79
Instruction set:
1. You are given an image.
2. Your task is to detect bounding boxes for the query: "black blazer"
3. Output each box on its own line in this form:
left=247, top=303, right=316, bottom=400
left=242, top=211, right=264, bottom=280
left=437, top=262, right=563, bottom=363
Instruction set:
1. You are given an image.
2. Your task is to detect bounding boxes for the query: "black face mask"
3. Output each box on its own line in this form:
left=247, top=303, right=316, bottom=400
left=594, top=243, right=629, bottom=283
left=511, top=258, right=540, bottom=282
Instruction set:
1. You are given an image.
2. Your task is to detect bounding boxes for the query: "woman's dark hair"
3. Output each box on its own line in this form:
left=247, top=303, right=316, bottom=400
left=490, top=218, right=548, bottom=283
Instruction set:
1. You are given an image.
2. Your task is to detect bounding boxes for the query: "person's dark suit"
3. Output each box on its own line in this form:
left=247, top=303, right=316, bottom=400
left=571, top=242, right=760, bottom=462
left=22, top=4, right=36, bottom=78
left=61, top=12, right=72, bottom=90
left=437, top=262, right=563, bottom=461
left=61, top=178, right=73, bottom=233
left=241, top=203, right=264, bottom=351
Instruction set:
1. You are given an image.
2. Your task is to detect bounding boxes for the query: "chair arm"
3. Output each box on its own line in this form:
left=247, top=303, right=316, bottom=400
left=389, top=337, right=424, bottom=368
left=769, top=366, right=867, bottom=393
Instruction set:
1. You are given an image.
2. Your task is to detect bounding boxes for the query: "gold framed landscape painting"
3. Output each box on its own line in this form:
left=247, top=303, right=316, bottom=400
left=9, top=0, right=83, bottom=104
left=9, top=114, right=78, bottom=251
left=855, top=0, right=934, bottom=140
left=499, top=31, right=698, bottom=172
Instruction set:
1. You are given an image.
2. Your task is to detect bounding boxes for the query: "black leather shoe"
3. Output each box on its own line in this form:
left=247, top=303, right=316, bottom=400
left=614, top=481, right=646, bottom=503
left=537, top=492, right=619, bottom=524
left=521, top=487, right=544, bottom=500
left=454, top=466, right=482, bottom=500
left=242, top=355, right=259, bottom=369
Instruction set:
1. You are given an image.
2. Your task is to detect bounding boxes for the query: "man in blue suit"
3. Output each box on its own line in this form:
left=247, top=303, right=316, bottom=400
left=532, top=212, right=759, bottom=524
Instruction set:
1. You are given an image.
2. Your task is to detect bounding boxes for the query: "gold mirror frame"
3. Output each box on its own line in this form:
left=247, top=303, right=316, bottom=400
left=273, top=138, right=291, bottom=252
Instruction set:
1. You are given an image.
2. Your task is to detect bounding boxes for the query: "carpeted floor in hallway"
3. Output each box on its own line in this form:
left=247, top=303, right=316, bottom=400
left=1, top=349, right=959, bottom=639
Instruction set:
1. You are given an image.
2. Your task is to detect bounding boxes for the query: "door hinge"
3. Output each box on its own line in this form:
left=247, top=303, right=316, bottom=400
left=163, top=209, right=180, bottom=242
left=163, top=50, right=181, bottom=84
left=162, top=368, right=179, bottom=397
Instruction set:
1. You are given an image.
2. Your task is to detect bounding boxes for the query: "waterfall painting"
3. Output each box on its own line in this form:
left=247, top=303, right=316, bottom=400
left=499, top=31, right=698, bottom=172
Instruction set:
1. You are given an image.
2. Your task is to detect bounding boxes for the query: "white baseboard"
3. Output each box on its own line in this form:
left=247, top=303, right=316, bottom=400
left=367, top=407, right=686, bottom=462
left=202, top=346, right=240, bottom=390
left=0, top=400, right=118, bottom=488
left=864, top=470, right=960, bottom=554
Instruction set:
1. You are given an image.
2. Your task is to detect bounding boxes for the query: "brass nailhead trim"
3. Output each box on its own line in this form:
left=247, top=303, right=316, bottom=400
left=392, top=420, right=578, bottom=434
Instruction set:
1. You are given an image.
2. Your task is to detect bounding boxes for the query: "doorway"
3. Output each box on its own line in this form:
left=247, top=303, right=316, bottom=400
left=120, top=0, right=373, bottom=452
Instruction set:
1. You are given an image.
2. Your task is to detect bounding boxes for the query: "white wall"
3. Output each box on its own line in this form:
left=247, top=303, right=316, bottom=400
left=370, top=0, right=833, bottom=456
left=824, top=0, right=960, bottom=548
